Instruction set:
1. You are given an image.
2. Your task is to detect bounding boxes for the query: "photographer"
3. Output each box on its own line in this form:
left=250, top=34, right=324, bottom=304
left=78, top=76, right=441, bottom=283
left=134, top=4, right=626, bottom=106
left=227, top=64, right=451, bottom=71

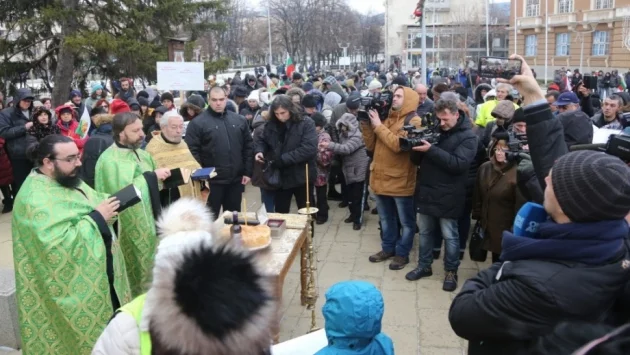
left=406, top=98, right=478, bottom=292
left=362, top=87, right=422, bottom=271
left=448, top=54, right=630, bottom=355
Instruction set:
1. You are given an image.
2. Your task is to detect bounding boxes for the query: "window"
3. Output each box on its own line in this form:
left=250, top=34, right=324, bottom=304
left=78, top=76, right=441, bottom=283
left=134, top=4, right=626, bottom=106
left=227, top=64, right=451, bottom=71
left=592, top=31, right=610, bottom=55
left=525, top=35, right=538, bottom=56
left=557, top=0, right=573, bottom=13
left=526, top=0, right=540, bottom=17
left=595, top=0, right=613, bottom=9
left=555, top=33, right=570, bottom=56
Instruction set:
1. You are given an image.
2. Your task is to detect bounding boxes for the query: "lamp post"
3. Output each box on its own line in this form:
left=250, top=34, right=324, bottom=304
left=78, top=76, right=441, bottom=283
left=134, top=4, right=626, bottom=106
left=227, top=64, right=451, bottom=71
left=267, top=1, right=273, bottom=66
left=544, top=0, right=548, bottom=84
left=421, top=1, right=428, bottom=85
left=572, top=24, right=596, bottom=74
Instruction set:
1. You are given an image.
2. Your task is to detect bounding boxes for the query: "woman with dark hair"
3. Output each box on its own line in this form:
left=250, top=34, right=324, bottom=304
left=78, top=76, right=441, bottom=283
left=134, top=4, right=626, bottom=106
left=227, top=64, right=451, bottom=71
left=28, top=106, right=60, bottom=142
left=254, top=95, right=318, bottom=213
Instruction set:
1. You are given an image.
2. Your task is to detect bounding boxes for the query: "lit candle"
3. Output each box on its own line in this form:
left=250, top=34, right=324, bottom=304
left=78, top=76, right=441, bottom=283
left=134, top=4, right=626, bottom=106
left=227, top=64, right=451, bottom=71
left=305, top=164, right=309, bottom=206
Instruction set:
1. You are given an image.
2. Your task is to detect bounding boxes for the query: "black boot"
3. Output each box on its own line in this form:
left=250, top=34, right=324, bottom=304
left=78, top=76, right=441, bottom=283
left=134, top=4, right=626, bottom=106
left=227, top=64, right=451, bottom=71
left=2, top=199, right=13, bottom=214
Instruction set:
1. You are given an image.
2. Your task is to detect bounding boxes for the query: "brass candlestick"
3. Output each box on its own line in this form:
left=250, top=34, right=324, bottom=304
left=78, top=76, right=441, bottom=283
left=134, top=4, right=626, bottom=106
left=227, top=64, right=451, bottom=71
left=297, top=164, right=320, bottom=333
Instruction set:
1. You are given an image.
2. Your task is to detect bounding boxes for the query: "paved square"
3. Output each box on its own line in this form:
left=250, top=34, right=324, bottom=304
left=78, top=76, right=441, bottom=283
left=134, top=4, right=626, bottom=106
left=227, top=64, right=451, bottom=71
left=0, top=186, right=491, bottom=354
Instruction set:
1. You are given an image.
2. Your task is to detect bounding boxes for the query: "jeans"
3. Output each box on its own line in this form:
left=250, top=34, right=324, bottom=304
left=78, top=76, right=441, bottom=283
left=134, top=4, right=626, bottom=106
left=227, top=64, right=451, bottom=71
left=432, top=198, right=472, bottom=253
left=418, top=213, right=461, bottom=271
left=375, top=195, right=416, bottom=258
left=260, top=188, right=275, bottom=213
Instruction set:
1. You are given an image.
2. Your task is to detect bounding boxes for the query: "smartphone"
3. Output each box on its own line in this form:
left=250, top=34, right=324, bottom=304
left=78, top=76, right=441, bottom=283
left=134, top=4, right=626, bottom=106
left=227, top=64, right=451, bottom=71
left=583, top=75, right=598, bottom=90
left=478, top=57, right=522, bottom=80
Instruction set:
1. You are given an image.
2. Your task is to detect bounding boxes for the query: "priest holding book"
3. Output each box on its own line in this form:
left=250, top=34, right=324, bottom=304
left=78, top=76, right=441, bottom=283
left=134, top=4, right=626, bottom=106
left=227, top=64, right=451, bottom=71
left=95, top=112, right=171, bottom=297
left=12, top=135, right=132, bottom=355
left=146, top=111, right=202, bottom=206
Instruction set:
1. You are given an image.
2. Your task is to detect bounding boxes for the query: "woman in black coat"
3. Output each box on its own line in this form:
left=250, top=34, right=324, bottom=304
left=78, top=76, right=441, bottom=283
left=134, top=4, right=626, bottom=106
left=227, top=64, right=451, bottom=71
left=254, top=95, right=317, bottom=213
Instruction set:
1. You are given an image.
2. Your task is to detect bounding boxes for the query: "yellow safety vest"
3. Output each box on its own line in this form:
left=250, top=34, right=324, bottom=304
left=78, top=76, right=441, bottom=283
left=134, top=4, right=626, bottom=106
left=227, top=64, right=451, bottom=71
left=118, top=294, right=152, bottom=355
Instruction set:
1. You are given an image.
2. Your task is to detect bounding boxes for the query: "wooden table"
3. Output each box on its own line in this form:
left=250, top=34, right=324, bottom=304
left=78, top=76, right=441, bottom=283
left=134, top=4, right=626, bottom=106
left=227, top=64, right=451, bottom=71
left=221, top=212, right=309, bottom=343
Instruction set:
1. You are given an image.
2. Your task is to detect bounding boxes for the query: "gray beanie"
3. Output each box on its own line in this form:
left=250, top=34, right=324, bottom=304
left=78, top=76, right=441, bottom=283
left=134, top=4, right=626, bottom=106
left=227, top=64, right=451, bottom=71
left=552, top=150, right=630, bottom=222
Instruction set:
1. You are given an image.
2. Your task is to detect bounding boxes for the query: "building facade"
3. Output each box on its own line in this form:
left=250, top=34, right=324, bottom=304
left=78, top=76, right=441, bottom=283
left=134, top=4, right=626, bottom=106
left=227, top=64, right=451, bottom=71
left=510, top=0, right=630, bottom=77
left=385, top=0, right=509, bottom=72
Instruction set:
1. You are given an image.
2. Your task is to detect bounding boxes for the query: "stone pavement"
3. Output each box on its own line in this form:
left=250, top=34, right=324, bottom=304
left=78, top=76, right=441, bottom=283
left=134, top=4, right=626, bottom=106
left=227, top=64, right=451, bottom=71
left=0, top=186, right=492, bottom=354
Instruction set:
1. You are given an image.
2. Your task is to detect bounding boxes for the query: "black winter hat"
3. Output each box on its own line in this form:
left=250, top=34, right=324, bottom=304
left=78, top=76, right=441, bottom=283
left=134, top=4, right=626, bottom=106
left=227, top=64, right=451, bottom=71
left=137, top=97, right=149, bottom=107
left=512, top=108, right=525, bottom=123
left=392, top=76, right=407, bottom=86
left=186, top=94, right=206, bottom=110
left=137, top=90, right=149, bottom=100
left=551, top=150, right=630, bottom=223
left=149, top=98, right=162, bottom=109
left=234, top=86, right=248, bottom=98
left=346, top=92, right=362, bottom=110
left=161, top=92, right=174, bottom=102
left=311, top=112, right=327, bottom=128
left=301, top=94, right=317, bottom=109
left=292, top=72, right=303, bottom=81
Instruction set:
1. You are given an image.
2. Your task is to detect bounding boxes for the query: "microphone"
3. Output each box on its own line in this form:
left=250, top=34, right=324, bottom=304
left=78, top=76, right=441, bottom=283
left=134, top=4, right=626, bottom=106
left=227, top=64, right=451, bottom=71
left=513, top=202, right=548, bottom=238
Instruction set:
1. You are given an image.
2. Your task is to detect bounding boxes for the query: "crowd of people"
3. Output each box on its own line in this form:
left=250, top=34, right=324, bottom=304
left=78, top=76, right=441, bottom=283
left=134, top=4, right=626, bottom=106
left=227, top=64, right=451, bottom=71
left=2, top=53, right=630, bottom=354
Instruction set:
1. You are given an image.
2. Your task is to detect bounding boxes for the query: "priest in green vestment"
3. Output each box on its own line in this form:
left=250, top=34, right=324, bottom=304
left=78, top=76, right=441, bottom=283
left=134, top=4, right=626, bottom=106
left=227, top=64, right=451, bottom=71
left=12, top=134, right=132, bottom=355
left=94, top=112, right=170, bottom=297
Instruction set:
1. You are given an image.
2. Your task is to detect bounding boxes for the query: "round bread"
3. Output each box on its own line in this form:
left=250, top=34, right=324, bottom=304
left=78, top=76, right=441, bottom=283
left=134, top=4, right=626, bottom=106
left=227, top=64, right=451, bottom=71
left=220, top=224, right=271, bottom=249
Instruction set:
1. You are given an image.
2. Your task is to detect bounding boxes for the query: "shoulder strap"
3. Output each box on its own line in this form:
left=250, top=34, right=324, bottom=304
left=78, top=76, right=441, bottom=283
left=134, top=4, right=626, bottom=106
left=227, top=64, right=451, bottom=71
left=118, top=294, right=152, bottom=355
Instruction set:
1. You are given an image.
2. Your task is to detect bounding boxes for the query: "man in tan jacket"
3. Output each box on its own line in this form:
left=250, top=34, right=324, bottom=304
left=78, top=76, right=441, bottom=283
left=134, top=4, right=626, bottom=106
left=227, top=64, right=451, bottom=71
left=362, top=86, right=422, bottom=270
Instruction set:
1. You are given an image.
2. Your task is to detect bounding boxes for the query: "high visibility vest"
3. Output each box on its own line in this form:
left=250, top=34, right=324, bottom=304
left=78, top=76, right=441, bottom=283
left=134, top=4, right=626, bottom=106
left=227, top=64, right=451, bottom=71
left=118, top=294, right=152, bottom=355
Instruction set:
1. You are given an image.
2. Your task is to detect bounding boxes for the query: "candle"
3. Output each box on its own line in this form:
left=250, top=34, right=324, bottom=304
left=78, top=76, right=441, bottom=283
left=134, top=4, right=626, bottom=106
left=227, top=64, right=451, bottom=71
left=305, top=164, right=309, bottom=205
left=243, top=198, right=248, bottom=225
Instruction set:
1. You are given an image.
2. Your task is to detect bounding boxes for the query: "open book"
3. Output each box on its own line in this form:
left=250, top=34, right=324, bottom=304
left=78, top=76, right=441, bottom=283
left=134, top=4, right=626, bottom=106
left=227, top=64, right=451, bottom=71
left=110, top=184, right=142, bottom=213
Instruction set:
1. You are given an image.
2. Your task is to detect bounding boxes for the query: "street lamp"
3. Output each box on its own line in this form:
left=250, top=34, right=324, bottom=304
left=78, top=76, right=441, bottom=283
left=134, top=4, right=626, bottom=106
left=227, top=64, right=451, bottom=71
left=572, top=24, right=596, bottom=74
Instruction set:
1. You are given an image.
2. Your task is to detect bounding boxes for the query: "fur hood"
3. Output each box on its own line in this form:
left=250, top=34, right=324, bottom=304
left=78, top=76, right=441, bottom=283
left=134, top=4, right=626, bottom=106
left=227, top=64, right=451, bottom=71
left=141, top=198, right=275, bottom=355
left=92, top=113, right=114, bottom=128
left=336, top=113, right=359, bottom=133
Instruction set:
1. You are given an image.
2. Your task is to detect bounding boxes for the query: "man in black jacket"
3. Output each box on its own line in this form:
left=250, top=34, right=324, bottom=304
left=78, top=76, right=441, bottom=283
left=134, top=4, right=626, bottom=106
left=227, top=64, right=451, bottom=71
left=406, top=98, right=478, bottom=291
left=185, top=86, right=254, bottom=217
left=449, top=55, right=630, bottom=355
left=0, top=88, right=35, bottom=193
left=551, top=91, right=593, bottom=149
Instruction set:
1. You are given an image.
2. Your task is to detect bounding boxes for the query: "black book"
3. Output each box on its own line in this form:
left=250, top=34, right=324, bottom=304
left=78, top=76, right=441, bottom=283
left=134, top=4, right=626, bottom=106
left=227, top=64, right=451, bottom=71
left=162, top=168, right=191, bottom=189
left=110, top=184, right=142, bottom=213
left=191, top=167, right=216, bottom=181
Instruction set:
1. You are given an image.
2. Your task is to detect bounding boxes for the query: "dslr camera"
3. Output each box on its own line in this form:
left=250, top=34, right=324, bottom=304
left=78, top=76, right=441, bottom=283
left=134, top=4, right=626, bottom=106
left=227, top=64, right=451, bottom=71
left=357, top=92, right=393, bottom=122
left=399, top=113, right=441, bottom=151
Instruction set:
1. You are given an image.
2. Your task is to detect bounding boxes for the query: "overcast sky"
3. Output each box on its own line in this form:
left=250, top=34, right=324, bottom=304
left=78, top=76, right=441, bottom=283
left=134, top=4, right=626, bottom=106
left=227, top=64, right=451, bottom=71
left=249, top=0, right=509, bottom=16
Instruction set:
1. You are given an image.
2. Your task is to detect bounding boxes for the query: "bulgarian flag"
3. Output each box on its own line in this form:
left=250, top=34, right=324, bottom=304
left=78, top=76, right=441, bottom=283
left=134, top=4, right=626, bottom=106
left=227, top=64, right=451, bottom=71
left=286, top=54, right=295, bottom=78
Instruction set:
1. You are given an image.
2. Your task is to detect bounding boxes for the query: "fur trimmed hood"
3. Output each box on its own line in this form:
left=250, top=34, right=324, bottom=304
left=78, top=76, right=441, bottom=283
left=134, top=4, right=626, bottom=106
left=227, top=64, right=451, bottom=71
left=141, top=198, right=275, bottom=355
left=92, top=113, right=114, bottom=128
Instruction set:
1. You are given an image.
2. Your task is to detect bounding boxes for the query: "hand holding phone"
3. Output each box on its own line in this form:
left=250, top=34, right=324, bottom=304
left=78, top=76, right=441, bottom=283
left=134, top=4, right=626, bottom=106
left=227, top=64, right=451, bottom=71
left=478, top=56, right=523, bottom=80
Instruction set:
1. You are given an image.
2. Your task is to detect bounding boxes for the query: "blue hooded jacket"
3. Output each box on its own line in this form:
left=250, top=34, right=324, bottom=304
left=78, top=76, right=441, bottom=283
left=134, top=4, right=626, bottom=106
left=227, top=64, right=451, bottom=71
left=315, top=281, right=394, bottom=355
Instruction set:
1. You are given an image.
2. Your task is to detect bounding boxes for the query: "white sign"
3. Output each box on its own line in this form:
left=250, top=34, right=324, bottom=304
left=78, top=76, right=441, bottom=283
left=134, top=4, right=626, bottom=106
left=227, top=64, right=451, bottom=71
left=339, top=57, right=351, bottom=66
left=157, top=62, right=205, bottom=91
left=425, top=0, right=450, bottom=11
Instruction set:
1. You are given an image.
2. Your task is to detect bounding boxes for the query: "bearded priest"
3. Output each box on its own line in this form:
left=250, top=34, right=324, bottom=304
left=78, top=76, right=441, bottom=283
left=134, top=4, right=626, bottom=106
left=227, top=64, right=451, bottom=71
left=94, top=112, right=170, bottom=297
left=11, top=134, right=132, bottom=354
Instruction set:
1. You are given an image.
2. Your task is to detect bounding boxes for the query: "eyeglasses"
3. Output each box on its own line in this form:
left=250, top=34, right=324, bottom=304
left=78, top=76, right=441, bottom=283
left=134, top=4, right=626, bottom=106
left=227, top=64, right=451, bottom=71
left=52, top=155, right=80, bottom=163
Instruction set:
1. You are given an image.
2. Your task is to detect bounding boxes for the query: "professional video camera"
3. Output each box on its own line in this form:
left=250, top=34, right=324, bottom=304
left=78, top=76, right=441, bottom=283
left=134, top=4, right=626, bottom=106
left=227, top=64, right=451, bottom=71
left=399, top=113, right=441, bottom=151
left=357, top=92, right=393, bottom=122
left=505, top=132, right=529, bottom=162
left=570, top=130, right=630, bottom=162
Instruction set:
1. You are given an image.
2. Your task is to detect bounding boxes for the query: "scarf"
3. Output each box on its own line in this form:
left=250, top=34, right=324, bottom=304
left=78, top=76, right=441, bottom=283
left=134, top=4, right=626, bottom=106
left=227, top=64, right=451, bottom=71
left=501, top=219, right=628, bottom=265
left=29, top=120, right=61, bottom=141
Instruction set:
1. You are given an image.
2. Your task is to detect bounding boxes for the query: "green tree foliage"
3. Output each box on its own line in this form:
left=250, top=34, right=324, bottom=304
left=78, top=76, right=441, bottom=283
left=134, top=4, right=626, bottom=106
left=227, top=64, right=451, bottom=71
left=0, top=0, right=226, bottom=103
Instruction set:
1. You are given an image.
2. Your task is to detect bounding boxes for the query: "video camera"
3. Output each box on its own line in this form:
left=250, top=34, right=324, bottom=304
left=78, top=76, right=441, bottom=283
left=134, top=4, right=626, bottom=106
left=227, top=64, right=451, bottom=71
left=505, top=132, right=528, bottom=162
left=399, top=113, right=441, bottom=152
left=357, top=92, right=393, bottom=122
left=570, top=132, right=630, bottom=162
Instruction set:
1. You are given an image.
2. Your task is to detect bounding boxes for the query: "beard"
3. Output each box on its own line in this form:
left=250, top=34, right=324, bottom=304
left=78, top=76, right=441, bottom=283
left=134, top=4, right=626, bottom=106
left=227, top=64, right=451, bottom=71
left=123, top=137, right=144, bottom=150
left=53, top=166, right=82, bottom=188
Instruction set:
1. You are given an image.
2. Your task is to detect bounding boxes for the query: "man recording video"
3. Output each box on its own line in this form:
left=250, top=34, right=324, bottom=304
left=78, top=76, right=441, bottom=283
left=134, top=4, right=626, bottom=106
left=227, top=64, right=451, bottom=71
left=449, top=54, right=630, bottom=355
left=362, top=87, right=422, bottom=271
left=405, top=98, right=478, bottom=292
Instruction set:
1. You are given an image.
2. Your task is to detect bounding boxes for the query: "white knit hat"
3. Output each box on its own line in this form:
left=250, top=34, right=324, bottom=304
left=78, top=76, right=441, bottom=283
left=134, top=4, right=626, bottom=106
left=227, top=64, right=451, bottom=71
left=247, top=90, right=260, bottom=104
left=368, top=80, right=382, bottom=90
